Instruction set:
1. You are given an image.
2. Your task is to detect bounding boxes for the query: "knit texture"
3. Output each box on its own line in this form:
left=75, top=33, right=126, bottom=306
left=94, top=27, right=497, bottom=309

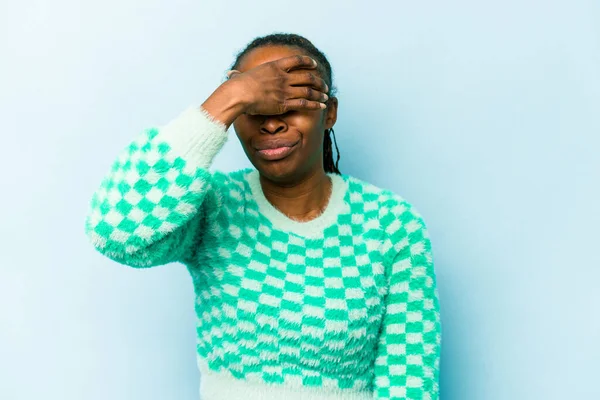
left=85, top=105, right=442, bottom=399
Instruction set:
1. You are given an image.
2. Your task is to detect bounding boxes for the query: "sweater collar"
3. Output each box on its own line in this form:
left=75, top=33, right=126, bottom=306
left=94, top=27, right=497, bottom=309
left=246, top=169, right=349, bottom=238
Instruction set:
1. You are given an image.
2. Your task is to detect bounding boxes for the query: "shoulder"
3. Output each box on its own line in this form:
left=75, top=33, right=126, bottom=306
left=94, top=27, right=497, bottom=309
left=343, top=173, right=428, bottom=225
left=342, top=173, right=430, bottom=253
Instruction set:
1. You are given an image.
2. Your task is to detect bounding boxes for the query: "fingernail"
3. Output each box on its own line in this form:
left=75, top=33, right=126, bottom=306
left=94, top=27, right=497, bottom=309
left=323, top=94, right=329, bottom=101
left=325, top=84, right=329, bottom=93
left=320, top=103, right=326, bottom=109
left=313, top=58, right=318, bottom=66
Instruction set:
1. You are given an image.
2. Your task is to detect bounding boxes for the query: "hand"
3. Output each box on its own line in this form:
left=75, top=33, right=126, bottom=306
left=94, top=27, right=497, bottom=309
left=226, top=55, right=330, bottom=116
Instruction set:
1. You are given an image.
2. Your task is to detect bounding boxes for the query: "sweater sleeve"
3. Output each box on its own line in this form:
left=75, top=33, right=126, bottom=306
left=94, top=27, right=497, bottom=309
left=84, top=105, right=232, bottom=268
left=373, top=206, right=442, bottom=399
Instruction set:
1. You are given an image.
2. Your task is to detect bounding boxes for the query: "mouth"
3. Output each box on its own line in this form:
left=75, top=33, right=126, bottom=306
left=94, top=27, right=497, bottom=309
left=254, top=139, right=300, bottom=161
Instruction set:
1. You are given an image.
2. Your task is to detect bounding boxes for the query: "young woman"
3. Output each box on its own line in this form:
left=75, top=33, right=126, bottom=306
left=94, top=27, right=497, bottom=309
left=85, top=33, right=441, bottom=400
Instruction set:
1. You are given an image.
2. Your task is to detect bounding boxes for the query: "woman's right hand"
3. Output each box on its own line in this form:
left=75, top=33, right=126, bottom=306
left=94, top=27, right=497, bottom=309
left=226, top=55, right=330, bottom=116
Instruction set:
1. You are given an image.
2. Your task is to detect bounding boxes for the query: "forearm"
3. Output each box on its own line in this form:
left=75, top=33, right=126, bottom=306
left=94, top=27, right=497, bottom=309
left=201, top=80, right=249, bottom=130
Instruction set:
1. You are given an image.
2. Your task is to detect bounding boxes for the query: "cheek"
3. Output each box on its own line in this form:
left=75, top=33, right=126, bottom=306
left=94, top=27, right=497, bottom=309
left=232, top=120, right=254, bottom=145
left=288, top=113, right=323, bottom=145
left=305, top=131, right=324, bottom=156
left=303, top=127, right=325, bottom=155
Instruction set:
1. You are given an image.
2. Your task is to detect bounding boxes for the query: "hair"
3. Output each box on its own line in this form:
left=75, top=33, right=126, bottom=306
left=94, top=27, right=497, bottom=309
left=229, top=32, right=341, bottom=174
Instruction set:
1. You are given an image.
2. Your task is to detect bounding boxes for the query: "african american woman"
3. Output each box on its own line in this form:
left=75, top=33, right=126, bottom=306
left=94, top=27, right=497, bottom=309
left=85, top=33, right=442, bottom=400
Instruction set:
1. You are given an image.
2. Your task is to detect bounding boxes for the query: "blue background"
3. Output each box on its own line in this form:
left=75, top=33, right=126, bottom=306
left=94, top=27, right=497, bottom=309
left=1, top=1, right=598, bottom=399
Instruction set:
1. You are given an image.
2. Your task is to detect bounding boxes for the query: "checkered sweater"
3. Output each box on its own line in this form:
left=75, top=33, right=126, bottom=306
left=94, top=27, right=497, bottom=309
left=85, top=105, right=442, bottom=400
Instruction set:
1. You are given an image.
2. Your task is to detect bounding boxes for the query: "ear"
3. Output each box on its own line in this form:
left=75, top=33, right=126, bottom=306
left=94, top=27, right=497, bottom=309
left=324, top=97, right=338, bottom=130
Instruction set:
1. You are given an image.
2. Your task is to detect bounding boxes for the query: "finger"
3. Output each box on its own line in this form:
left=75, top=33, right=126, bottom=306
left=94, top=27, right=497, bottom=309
left=276, top=54, right=318, bottom=73
left=287, top=86, right=329, bottom=103
left=282, top=98, right=327, bottom=112
left=287, top=72, right=329, bottom=94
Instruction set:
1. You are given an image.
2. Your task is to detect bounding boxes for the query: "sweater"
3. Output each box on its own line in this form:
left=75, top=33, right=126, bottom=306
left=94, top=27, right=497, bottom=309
left=84, top=105, right=442, bottom=400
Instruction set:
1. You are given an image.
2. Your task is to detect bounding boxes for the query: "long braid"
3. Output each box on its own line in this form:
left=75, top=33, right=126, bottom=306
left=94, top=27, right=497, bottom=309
left=230, top=33, right=341, bottom=174
left=323, top=128, right=340, bottom=174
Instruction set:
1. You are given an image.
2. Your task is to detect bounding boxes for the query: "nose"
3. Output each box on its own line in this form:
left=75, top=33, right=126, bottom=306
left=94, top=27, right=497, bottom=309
left=260, top=116, right=287, bottom=135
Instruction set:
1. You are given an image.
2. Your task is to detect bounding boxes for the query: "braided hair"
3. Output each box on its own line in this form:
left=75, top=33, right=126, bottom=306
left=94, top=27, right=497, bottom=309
left=229, top=33, right=341, bottom=174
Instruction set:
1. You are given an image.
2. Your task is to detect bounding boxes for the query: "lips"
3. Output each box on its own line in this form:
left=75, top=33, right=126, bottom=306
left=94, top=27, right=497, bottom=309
left=253, top=138, right=300, bottom=161
left=254, top=138, right=299, bottom=150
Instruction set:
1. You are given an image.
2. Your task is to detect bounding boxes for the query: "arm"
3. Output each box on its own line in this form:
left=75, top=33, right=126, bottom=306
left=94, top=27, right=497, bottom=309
left=84, top=86, right=244, bottom=268
left=373, top=206, right=442, bottom=399
left=84, top=55, right=331, bottom=268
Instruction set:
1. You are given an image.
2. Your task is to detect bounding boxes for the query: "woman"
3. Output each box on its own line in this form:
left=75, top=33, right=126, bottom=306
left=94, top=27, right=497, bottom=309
left=85, top=33, right=441, bottom=400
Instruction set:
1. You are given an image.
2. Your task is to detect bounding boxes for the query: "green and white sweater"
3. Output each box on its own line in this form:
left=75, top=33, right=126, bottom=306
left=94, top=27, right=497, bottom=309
left=84, top=105, right=442, bottom=400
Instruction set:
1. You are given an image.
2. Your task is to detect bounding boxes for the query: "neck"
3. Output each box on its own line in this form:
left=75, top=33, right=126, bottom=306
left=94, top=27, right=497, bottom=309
left=259, top=169, right=332, bottom=222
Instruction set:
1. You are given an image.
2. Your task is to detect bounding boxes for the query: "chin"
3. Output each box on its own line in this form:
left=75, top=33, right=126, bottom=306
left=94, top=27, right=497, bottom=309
left=252, top=158, right=301, bottom=183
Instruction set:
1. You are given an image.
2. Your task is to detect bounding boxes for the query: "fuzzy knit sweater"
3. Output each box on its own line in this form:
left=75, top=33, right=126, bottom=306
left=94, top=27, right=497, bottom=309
left=84, top=105, right=442, bottom=400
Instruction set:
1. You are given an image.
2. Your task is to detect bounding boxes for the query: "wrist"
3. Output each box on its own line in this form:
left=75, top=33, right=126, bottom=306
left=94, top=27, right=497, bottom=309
left=201, top=80, right=249, bottom=130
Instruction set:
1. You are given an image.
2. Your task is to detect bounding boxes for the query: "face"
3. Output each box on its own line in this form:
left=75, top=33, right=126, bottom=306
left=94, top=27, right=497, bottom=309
left=232, top=45, right=338, bottom=183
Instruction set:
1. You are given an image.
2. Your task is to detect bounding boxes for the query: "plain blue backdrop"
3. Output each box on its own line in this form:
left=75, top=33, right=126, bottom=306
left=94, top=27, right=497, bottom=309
left=1, top=1, right=598, bottom=399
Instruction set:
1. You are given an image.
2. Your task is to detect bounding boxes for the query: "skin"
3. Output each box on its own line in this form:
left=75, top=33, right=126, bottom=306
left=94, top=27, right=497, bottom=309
left=202, top=45, right=339, bottom=221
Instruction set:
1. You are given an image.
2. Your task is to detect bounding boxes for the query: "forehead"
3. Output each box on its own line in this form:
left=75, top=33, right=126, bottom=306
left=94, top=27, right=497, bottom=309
left=237, top=45, right=307, bottom=72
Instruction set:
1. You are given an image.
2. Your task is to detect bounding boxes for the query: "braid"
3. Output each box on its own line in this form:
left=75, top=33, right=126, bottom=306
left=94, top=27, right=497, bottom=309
left=323, top=128, right=341, bottom=174
left=230, top=32, right=341, bottom=174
